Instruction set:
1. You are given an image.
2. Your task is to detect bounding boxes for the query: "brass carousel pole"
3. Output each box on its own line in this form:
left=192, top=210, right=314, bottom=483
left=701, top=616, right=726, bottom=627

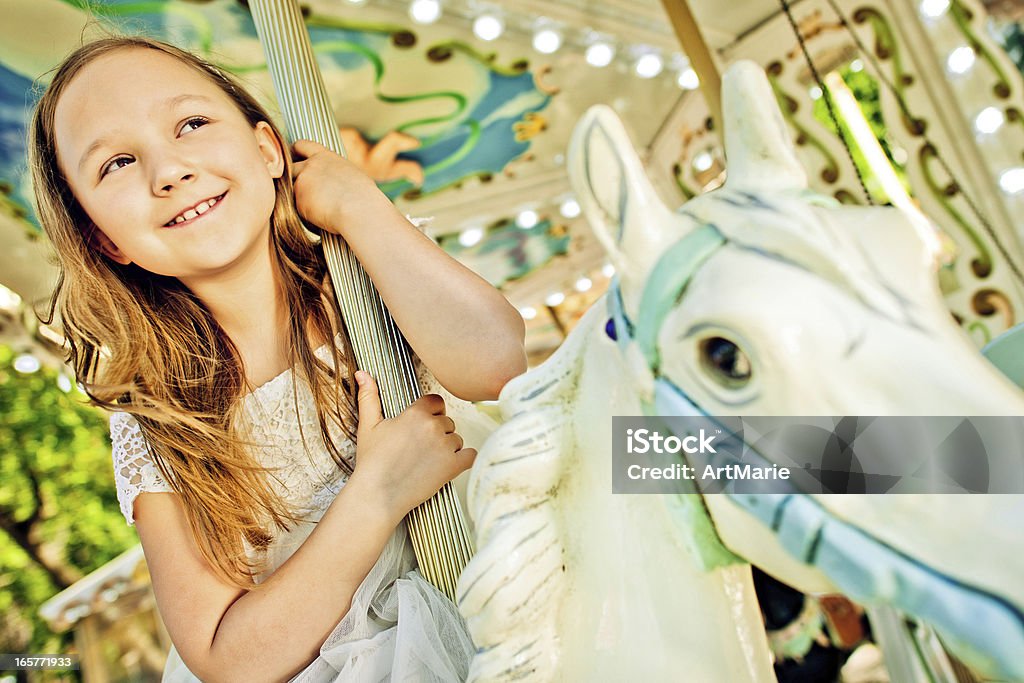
left=246, top=0, right=473, bottom=601
left=659, top=0, right=724, bottom=136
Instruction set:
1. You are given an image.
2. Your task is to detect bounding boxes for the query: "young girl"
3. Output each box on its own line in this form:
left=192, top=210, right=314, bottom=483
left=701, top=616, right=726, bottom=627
left=30, top=36, right=526, bottom=682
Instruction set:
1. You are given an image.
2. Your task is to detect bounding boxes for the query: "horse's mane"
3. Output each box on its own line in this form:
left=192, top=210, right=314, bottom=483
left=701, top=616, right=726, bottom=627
left=458, top=303, right=608, bottom=680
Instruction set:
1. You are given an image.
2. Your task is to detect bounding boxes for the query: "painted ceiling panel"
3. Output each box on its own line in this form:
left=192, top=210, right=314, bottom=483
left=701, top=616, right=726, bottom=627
left=0, top=0, right=722, bottom=355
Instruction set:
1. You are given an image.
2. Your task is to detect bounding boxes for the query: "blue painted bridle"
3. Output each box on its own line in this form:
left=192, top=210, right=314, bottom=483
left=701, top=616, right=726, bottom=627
left=602, top=224, right=1024, bottom=678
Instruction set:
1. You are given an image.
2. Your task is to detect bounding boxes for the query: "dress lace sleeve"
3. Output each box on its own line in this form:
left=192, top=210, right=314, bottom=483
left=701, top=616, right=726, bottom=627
left=110, top=412, right=174, bottom=526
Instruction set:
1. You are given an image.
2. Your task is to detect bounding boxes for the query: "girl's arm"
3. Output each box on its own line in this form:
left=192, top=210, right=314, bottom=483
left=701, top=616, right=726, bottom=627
left=291, top=140, right=527, bottom=402
left=135, top=372, right=474, bottom=683
left=135, top=475, right=395, bottom=682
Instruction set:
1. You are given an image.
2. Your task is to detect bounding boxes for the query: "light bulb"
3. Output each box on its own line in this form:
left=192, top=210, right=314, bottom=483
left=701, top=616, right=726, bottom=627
left=559, top=198, right=581, bottom=218
left=517, top=209, right=539, bottom=229
left=586, top=42, right=614, bottom=67
left=545, top=291, right=565, bottom=307
left=693, top=151, right=713, bottom=172
left=575, top=277, right=592, bottom=292
left=473, top=14, right=503, bottom=41
left=947, top=46, right=975, bottom=75
left=677, top=67, right=699, bottom=90
left=409, top=0, right=441, bottom=25
left=458, top=227, right=484, bottom=247
left=520, top=306, right=537, bottom=320
left=920, top=0, right=950, bottom=19
left=999, top=168, right=1024, bottom=195
left=635, top=53, right=663, bottom=79
left=974, top=107, right=1004, bottom=135
left=533, top=29, right=562, bottom=54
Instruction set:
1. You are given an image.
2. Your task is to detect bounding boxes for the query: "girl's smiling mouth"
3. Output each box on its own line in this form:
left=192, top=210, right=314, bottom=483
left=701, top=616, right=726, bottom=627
left=163, top=191, right=226, bottom=228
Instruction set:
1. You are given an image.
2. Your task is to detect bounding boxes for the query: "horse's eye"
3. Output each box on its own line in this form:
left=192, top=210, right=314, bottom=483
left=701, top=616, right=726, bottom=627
left=699, top=336, right=752, bottom=388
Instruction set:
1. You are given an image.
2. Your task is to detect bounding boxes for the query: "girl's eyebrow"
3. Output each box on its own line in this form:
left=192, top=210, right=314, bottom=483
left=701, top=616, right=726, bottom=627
left=76, top=94, right=215, bottom=173
left=163, top=93, right=214, bottom=110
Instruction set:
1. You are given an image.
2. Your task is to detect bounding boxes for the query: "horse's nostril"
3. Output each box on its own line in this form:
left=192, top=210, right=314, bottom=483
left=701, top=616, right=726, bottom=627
left=700, top=336, right=752, bottom=387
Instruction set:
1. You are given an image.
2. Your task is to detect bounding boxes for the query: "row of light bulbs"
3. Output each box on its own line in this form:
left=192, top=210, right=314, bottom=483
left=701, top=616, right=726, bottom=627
left=919, top=0, right=1023, bottom=195
left=519, top=262, right=616, bottom=321
left=455, top=196, right=582, bottom=248
left=511, top=197, right=610, bottom=320
left=500, top=0, right=1018, bottom=318
left=945, top=48, right=1023, bottom=194
left=343, top=0, right=701, bottom=89
left=442, top=195, right=607, bottom=320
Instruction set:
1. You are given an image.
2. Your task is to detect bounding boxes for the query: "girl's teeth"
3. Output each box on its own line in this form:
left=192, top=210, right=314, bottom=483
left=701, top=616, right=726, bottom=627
left=167, top=195, right=221, bottom=226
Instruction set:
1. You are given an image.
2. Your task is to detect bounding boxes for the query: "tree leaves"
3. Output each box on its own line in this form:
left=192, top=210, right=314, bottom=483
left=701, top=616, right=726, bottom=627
left=0, top=345, right=137, bottom=657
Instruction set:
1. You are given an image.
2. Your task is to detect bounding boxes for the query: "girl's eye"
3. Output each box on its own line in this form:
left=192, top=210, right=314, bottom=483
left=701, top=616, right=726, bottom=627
left=179, top=116, right=209, bottom=135
left=100, top=156, right=134, bottom=177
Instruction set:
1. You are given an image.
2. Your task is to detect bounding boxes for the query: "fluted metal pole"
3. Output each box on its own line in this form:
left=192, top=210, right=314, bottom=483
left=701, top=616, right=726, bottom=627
left=247, top=0, right=473, bottom=601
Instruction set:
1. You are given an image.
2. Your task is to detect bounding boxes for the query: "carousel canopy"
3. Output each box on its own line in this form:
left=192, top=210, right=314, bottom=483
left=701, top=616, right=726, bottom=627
left=1, top=0, right=1022, bottom=360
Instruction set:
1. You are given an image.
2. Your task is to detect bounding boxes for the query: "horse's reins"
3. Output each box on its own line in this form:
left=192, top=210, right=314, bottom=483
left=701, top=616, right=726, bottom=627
left=605, top=223, right=725, bottom=418
left=602, top=224, right=1024, bottom=671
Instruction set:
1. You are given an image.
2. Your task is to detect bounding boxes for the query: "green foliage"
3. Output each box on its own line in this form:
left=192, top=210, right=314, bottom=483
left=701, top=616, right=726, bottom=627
left=999, top=22, right=1024, bottom=75
left=0, top=345, right=137, bottom=659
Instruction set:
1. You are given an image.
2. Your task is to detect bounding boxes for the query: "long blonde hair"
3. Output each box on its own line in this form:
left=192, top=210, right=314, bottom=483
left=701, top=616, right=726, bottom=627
left=30, top=37, right=360, bottom=588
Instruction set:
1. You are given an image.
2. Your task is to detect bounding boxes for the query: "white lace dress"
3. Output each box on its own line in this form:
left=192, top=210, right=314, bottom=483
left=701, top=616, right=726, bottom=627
left=110, top=354, right=496, bottom=682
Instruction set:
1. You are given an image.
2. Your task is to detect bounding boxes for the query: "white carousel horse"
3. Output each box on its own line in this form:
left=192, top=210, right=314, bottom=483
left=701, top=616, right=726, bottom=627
left=456, top=61, right=1024, bottom=682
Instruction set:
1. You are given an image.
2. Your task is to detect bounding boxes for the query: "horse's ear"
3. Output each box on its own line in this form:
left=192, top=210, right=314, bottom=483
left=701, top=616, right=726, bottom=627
left=568, top=105, right=678, bottom=281
left=722, top=61, right=807, bottom=192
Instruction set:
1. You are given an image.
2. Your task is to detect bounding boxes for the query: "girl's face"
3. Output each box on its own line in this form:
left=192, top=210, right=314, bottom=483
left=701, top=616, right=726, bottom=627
left=53, top=48, right=284, bottom=286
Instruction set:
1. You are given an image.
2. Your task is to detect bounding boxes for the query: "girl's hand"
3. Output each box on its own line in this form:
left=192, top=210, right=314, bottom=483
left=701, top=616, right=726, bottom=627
left=349, top=370, right=476, bottom=521
left=290, top=139, right=392, bottom=234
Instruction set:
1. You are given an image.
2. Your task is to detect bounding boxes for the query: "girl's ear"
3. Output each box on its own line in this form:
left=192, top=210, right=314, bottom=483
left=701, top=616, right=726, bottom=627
left=254, top=121, right=285, bottom=179
left=87, top=225, right=132, bottom=265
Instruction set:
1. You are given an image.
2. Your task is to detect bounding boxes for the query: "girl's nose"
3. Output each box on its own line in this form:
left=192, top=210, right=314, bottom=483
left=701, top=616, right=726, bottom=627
left=151, top=153, right=197, bottom=195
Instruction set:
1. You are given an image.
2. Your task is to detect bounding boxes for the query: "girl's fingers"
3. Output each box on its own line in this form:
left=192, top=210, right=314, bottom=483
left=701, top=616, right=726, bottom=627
left=447, top=432, right=464, bottom=453
left=355, top=371, right=384, bottom=428
left=442, top=416, right=456, bottom=434
left=292, top=138, right=329, bottom=158
left=290, top=159, right=305, bottom=178
left=414, top=393, right=446, bottom=416
left=457, top=448, right=478, bottom=471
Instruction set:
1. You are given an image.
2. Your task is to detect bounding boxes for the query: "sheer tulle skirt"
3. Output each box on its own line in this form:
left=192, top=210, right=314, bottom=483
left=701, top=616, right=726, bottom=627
left=293, top=526, right=473, bottom=682
left=162, top=525, right=473, bottom=682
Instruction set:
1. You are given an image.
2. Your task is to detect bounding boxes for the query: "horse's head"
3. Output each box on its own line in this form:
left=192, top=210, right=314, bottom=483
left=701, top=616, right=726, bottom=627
left=569, top=61, right=1024, bottom=416
left=460, top=63, right=1024, bottom=682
